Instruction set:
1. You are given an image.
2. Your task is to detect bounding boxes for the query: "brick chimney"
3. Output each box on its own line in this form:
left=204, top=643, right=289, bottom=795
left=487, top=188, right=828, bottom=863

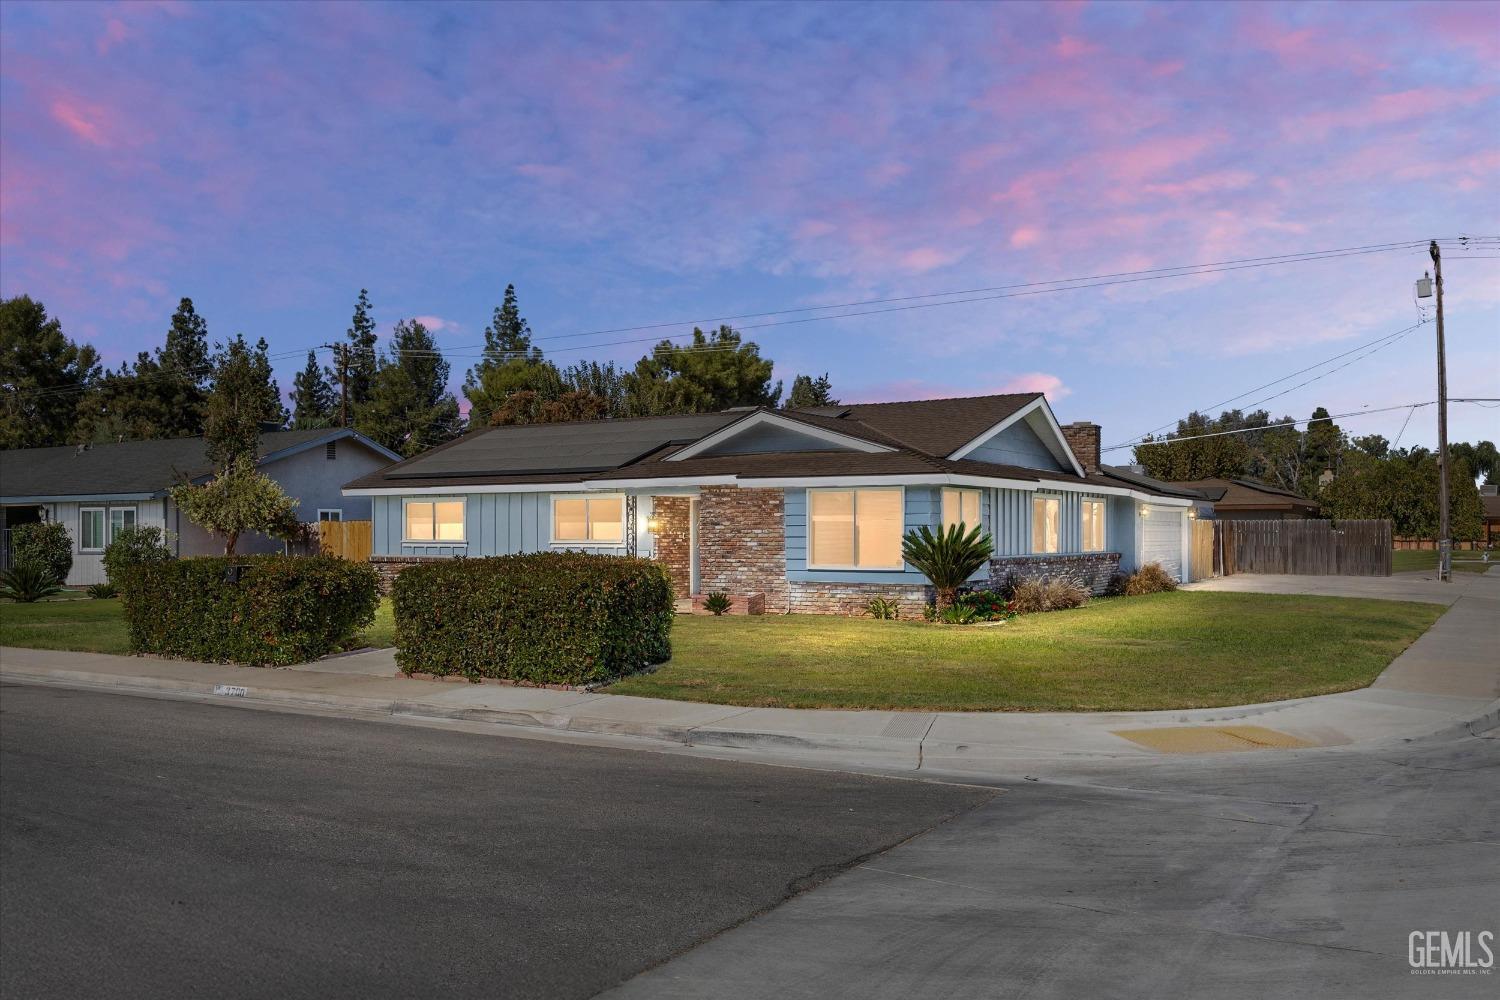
left=1061, top=421, right=1101, bottom=475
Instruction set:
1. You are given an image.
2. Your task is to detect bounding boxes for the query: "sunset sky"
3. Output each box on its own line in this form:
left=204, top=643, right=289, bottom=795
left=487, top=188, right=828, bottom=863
left=2, top=0, right=1496, bottom=452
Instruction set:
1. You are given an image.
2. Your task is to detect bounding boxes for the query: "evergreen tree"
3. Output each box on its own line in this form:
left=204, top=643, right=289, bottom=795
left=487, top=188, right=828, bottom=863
left=463, top=284, right=561, bottom=424
left=154, top=297, right=211, bottom=437
left=787, top=373, right=838, bottom=408
left=290, top=350, right=337, bottom=429
left=560, top=360, right=629, bottom=417
left=623, top=326, right=781, bottom=416
left=204, top=335, right=287, bottom=470
left=328, top=289, right=379, bottom=416
left=0, top=295, right=100, bottom=448
left=356, top=319, right=462, bottom=457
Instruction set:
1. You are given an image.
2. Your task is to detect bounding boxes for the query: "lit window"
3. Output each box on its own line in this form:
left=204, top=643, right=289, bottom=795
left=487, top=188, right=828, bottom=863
left=1031, top=496, right=1060, bottom=554
left=942, top=488, right=981, bottom=532
left=404, top=500, right=465, bottom=541
left=79, top=508, right=105, bottom=551
left=552, top=495, right=625, bottom=544
left=109, top=507, right=137, bottom=543
left=808, top=488, right=904, bottom=569
left=1081, top=499, right=1106, bottom=552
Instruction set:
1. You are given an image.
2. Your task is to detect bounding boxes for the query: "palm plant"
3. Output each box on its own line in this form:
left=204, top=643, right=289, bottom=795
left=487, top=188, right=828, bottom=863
left=901, top=523, right=994, bottom=611
left=0, top=561, right=64, bottom=603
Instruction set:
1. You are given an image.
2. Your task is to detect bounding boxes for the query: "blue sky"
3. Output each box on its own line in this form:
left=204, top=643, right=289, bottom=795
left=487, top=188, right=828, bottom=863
left=1, top=0, right=1496, bottom=452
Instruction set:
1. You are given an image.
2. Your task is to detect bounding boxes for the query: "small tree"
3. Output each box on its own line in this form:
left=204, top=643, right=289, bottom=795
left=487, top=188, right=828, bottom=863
left=103, top=524, right=174, bottom=582
left=10, top=521, right=72, bottom=584
left=170, top=457, right=301, bottom=555
left=901, top=523, right=994, bottom=611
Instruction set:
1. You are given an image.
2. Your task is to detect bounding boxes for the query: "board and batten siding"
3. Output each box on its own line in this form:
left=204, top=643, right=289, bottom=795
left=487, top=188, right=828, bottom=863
left=963, top=421, right=1066, bottom=471
left=371, top=492, right=656, bottom=558
left=43, top=498, right=168, bottom=587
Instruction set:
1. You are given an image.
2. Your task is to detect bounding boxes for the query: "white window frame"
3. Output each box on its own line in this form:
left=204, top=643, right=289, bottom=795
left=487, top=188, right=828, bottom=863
left=550, top=493, right=627, bottom=547
left=807, top=486, right=906, bottom=571
left=318, top=509, right=343, bottom=523
left=402, top=498, right=466, bottom=543
left=79, top=506, right=106, bottom=552
left=1031, top=494, right=1061, bottom=554
left=941, top=487, right=982, bottom=533
left=108, top=506, right=138, bottom=544
left=1081, top=498, right=1106, bottom=553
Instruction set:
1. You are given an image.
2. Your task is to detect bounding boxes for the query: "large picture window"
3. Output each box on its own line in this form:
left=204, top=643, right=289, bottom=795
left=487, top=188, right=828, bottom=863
left=1081, top=498, right=1106, bottom=552
left=79, top=507, right=105, bottom=552
left=942, top=488, right=981, bottom=532
left=1031, top=495, right=1060, bottom=554
left=808, top=488, right=904, bottom=569
left=109, top=507, right=137, bottom=544
left=552, top=495, right=625, bottom=544
left=404, top=499, right=465, bottom=542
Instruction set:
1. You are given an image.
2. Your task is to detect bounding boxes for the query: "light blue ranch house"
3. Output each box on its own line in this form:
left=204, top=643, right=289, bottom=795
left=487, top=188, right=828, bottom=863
left=343, top=393, right=1200, bottom=617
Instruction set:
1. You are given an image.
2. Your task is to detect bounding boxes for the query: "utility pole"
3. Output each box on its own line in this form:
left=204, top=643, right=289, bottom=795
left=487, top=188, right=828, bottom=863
left=1430, top=239, right=1451, bottom=582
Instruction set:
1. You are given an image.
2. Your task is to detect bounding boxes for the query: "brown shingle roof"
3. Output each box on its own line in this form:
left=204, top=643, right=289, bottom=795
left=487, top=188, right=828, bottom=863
left=1170, top=478, right=1319, bottom=512
left=793, top=393, right=1039, bottom=456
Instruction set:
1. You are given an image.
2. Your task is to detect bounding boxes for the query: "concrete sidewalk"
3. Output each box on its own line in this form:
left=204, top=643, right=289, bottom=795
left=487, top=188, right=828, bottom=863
left=3, top=572, right=1496, bottom=772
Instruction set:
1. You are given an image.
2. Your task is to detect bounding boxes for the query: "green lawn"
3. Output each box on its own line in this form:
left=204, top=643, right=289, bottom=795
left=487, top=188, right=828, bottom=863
left=608, top=592, right=1444, bottom=711
left=1392, top=549, right=1493, bottom=574
left=0, top=597, right=398, bottom=658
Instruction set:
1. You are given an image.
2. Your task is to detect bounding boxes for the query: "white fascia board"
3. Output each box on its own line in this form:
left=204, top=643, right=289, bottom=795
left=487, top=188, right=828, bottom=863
left=666, top=410, right=894, bottom=461
left=946, top=396, right=1087, bottom=478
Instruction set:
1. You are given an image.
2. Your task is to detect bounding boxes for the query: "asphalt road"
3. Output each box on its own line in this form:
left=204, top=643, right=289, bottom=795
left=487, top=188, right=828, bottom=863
left=0, top=684, right=990, bottom=1000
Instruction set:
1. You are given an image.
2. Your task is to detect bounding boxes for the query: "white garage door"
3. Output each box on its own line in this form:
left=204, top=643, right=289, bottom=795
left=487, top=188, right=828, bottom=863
left=1140, top=505, right=1183, bottom=581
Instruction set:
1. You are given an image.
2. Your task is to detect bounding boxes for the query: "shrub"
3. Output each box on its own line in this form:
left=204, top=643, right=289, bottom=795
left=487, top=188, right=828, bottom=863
left=956, top=590, right=1017, bottom=622
left=86, top=581, right=118, bottom=599
left=1103, top=572, right=1130, bottom=597
left=0, top=561, right=63, bottom=603
left=937, top=603, right=980, bottom=625
left=117, top=555, right=378, bottom=666
left=703, top=591, right=732, bottom=616
left=392, top=552, right=673, bottom=685
left=1124, top=562, right=1178, bottom=596
left=1008, top=577, right=1089, bottom=614
left=102, top=524, right=174, bottom=582
left=11, top=522, right=71, bottom=585
left=865, top=596, right=900, bottom=620
left=902, top=523, right=994, bottom=610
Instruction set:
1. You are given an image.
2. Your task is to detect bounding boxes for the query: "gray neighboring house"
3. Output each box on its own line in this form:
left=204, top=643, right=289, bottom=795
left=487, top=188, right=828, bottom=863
left=1, top=428, right=400, bottom=586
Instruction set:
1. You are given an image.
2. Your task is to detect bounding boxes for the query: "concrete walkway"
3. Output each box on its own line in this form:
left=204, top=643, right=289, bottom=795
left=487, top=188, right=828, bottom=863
left=3, top=572, right=1496, bottom=772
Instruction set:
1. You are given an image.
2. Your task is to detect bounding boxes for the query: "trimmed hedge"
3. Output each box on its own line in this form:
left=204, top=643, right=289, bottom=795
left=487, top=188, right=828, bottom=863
left=118, top=555, right=379, bottom=666
left=392, top=552, right=674, bottom=685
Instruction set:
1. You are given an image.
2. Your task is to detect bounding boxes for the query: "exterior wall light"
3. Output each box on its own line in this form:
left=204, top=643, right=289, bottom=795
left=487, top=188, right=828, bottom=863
left=1139, top=507, right=1150, bottom=518
left=645, top=516, right=661, bottom=533
left=1187, top=508, right=1198, bottom=520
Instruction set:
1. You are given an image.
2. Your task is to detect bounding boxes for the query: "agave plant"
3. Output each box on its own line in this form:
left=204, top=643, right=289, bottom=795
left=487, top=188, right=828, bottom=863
left=0, top=561, right=64, bottom=603
left=901, top=523, right=994, bottom=611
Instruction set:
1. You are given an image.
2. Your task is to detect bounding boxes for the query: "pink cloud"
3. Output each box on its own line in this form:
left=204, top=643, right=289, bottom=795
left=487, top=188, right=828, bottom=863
left=414, top=315, right=458, bottom=333
left=899, top=247, right=963, bottom=273
left=49, top=98, right=109, bottom=146
left=1009, top=226, right=1042, bottom=249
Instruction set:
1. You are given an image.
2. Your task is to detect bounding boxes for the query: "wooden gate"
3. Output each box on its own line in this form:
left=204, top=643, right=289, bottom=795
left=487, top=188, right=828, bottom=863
left=1189, top=519, right=1216, bottom=581
left=318, top=519, right=372, bottom=561
left=1217, top=519, right=1391, bottom=577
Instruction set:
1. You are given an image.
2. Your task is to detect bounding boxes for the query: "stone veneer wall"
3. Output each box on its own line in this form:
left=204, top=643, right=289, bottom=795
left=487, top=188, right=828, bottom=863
left=695, top=486, right=788, bottom=611
left=651, top=496, right=693, bottom=599
left=786, top=581, right=934, bottom=619
left=370, top=554, right=452, bottom=594
left=988, top=552, right=1120, bottom=595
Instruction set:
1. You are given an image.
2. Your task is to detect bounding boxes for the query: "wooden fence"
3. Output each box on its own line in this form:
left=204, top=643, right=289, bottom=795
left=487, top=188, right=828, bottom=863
left=1189, top=519, right=1216, bottom=582
left=318, top=519, right=372, bottom=562
left=1217, top=519, right=1392, bottom=577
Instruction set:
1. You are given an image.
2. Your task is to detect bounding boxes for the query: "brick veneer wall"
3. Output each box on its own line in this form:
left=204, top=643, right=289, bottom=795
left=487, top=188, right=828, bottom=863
left=696, top=486, right=787, bottom=611
left=651, top=496, right=693, bottom=599
left=786, top=581, right=933, bottom=619
left=988, top=552, right=1120, bottom=595
left=370, top=554, right=451, bottom=594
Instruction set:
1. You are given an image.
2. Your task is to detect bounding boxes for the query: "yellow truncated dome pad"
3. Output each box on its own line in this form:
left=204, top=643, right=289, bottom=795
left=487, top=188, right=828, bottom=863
left=1111, top=725, right=1319, bottom=753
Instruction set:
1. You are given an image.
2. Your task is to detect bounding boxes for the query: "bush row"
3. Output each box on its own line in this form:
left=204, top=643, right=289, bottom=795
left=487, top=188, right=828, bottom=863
left=118, top=555, right=379, bottom=666
left=391, top=552, right=674, bottom=685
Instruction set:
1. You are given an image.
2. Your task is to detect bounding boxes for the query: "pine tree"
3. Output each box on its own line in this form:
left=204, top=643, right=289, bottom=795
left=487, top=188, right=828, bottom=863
left=204, top=335, right=287, bottom=470
left=328, top=289, right=379, bottom=415
left=155, top=297, right=211, bottom=437
left=623, top=326, right=781, bottom=416
left=787, top=373, right=837, bottom=408
left=290, top=350, right=337, bottom=429
left=0, top=295, right=100, bottom=448
left=463, top=284, right=561, bottom=425
left=356, top=319, right=461, bottom=457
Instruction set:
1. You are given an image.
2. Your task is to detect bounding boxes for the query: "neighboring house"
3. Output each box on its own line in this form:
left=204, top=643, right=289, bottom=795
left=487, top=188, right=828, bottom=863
left=1169, top=478, right=1321, bottom=521
left=342, top=393, right=1199, bottom=615
left=1482, top=484, right=1499, bottom=547
left=1, top=428, right=400, bottom=586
